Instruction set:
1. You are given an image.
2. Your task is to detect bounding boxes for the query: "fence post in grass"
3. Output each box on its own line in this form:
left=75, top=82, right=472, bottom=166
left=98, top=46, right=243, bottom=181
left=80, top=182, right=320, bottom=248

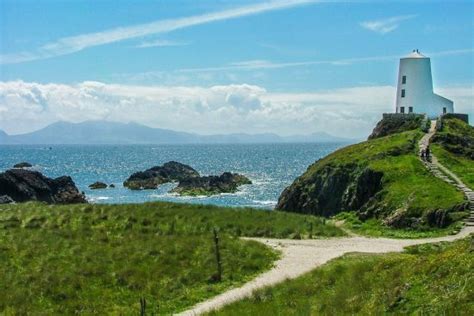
left=140, top=297, right=146, bottom=316
left=309, top=222, right=313, bottom=239
left=213, top=227, right=222, bottom=282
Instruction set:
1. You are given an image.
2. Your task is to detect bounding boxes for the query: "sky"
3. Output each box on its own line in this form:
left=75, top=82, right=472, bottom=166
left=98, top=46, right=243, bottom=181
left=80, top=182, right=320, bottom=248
left=0, top=0, right=473, bottom=138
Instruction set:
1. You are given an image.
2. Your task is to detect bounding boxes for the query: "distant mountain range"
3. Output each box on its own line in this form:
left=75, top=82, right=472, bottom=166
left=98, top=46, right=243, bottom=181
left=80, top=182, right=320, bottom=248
left=0, top=121, right=354, bottom=144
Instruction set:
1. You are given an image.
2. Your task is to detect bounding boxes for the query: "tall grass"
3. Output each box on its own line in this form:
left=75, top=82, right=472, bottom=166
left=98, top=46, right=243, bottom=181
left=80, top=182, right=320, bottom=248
left=0, top=201, right=343, bottom=314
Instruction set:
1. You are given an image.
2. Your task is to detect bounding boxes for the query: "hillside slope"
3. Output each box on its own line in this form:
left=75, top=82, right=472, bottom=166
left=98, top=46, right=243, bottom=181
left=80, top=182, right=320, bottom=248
left=432, top=116, right=474, bottom=188
left=277, top=116, right=468, bottom=230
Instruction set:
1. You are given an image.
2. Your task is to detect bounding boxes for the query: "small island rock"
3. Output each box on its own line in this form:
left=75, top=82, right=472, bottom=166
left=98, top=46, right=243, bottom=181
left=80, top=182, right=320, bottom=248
left=13, top=162, right=32, bottom=168
left=109, top=184, right=115, bottom=188
left=89, top=182, right=108, bottom=190
left=0, top=169, right=87, bottom=204
left=172, top=172, right=251, bottom=196
left=124, top=161, right=199, bottom=190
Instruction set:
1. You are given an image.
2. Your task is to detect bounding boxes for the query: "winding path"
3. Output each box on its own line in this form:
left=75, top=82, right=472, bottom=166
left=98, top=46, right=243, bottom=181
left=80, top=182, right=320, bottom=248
left=177, top=120, right=474, bottom=315
left=419, top=120, right=474, bottom=227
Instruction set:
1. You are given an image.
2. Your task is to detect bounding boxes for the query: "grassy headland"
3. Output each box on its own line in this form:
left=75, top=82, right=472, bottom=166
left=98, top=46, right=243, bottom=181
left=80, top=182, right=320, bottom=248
left=210, top=236, right=474, bottom=315
left=278, top=127, right=466, bottom=233
left=0, top=201, right=343, bottom=314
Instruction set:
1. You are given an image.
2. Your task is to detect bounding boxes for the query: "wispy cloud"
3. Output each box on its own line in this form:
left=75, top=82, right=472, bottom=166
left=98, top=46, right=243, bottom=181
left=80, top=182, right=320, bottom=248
left=135, top=39, right=190, bottom=48
left=0, top=0, right=317, bottom=64
left=360, top=14, right=417, bottom=34
left=177, top=48, right=474, bottom=73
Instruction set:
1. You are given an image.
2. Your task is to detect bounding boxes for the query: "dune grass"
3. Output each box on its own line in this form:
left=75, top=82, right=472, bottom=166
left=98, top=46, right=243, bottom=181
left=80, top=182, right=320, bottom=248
left=0, top=201, right=343, bottom=314
left=210, top=236, right=474, bottom=315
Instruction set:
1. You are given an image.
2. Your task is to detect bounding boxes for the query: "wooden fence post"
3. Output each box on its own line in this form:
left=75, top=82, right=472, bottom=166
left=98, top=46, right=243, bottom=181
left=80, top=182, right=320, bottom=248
left=213, top=228, right=222, bottom=282
left=140, top=297, right=146, bottom=316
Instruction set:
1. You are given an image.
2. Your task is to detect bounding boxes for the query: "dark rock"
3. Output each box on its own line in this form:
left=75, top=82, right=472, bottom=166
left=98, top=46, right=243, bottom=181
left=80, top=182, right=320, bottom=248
left=277, top=164, right=383, bottom=217
left=0, top=169, right=87, bottom=204
left=124, top=161, right=199, bottom=190
left=368, top=114, right=424, bottom=140
left=172, top=172, right=252, bottom=196
left=0, top=195, right=14, bottom=204
left=13, top=162, right=32, bottom=168
left=109, top=184, right=115, bottom=188
left=88, top=182, right=108, bottom=190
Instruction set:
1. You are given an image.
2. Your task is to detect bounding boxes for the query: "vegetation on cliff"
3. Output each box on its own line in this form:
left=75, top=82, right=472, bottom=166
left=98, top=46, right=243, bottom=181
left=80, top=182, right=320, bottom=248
left=432, top=116, right=474, bottom=188
left=210, top=236, right=474, bottom=315
left=277, top=116, right=467, bottom=231
left=0, top=201, right=343, bottom=314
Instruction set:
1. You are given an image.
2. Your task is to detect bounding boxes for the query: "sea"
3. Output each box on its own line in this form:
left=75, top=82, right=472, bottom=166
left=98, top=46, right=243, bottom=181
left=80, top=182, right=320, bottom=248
left=0, top=143, right=347, bottom=209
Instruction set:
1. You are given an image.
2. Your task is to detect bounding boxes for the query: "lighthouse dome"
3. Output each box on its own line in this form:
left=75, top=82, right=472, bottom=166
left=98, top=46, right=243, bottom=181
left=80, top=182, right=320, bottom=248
left=403, top=49, right=426, bottom=59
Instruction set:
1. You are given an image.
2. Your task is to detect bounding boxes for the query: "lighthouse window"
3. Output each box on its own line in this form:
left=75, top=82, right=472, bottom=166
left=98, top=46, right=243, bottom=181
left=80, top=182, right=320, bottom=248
left=401, top=89, right=406, bottom=98
left=409, top=106, right=413, bottom=113
left=402, top=76, right=406, bottom=84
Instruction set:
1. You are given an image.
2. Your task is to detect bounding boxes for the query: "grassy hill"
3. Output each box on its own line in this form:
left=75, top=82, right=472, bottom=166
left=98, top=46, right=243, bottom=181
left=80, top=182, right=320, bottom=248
left=210, top=236, right=474, bottom=315
left=0, top=202, right=343, bottom=314
left=432, top=116, right=474, bottom=189
left=277, top=116, right=468, bottom=234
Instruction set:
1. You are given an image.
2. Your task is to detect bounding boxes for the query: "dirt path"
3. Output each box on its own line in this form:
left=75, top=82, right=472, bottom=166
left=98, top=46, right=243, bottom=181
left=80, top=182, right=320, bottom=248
left=177, top=120, right=474, bottom=315
left=177, top=226, right=473, bottom=316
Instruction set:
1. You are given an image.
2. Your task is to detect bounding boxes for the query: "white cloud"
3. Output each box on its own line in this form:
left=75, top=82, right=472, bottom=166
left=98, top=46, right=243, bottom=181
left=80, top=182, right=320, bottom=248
left=176, top=48, right=474, bottom=73
left=0, top=0, right=317, bottom=64
left=1, top=80, right=472, bottom=138
left=360, top=15, right=417, bottom=34
left=135, top=39, right=191, bottom=48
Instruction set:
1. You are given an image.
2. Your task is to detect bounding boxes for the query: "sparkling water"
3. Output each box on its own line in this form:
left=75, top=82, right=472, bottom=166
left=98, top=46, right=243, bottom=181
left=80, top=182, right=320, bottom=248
left=0, top=143, right=347, bottom=209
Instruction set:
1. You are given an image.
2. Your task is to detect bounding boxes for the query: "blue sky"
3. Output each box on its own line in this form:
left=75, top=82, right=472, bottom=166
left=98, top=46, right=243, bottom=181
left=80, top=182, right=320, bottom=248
left=0, top=0, right=473, bottom=136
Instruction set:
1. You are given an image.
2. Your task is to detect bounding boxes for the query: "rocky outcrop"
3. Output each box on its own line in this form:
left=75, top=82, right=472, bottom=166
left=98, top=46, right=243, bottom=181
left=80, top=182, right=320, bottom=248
left=0, top=195, right=14, bottom=204
left=0, top=169, right=87, bottom=204
left=172, top=172, right=252, bottom=196
left=124, top=161, right=199, bottom=190
left=89, top=182, right=108, bottom=190
left=13, top=162, right=32, bottom=168
left=277, top=164, right=383, bottom=217
left=368, top=114, right=425, bottom=140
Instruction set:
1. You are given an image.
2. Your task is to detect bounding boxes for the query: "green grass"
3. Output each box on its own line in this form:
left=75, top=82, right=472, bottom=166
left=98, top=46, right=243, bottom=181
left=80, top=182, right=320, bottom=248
left=335, top=212, right=464, bottom=238
left=432, top=144, right=474, bottom=189
left=297, top=129, right=465, bottom=230
left=210, top=236, right=474, bottom=315
left=0, top=201, right=343, bottom=314
left=432, top=117, right=474, bottom=189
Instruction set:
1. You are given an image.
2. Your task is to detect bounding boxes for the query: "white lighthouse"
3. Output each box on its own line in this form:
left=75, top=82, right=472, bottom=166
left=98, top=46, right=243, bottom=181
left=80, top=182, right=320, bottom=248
left=395, top=50, right=453, bottom=118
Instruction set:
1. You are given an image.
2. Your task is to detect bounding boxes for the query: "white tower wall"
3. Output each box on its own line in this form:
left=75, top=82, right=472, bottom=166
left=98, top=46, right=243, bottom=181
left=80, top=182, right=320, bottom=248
left=395, top=50, right=453, bottom=118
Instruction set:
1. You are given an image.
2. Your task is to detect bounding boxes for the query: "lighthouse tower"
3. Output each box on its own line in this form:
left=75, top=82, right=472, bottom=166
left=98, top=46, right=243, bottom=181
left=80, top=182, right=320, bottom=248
left=395, top=49, right=453, bottom=118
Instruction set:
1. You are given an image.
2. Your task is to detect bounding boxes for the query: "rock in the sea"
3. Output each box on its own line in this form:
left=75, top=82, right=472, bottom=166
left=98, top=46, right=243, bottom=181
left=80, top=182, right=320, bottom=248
left=0, top=195, right=14, bottom=204
left=124, top=161, right=200, bottom=190
left=88, top=181, right=108, bottom=190
left=13, top=162, right=32, bottom=168
left=109, top=184, right=115, bottom=188
left=0, top=169, right=87, bottom=204
left=172, top=172, right=251, bottom=196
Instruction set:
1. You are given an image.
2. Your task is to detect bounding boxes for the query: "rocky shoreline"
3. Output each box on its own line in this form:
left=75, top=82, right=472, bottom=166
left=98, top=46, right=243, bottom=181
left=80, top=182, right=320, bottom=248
left=0, top=161, right=251, bottom=204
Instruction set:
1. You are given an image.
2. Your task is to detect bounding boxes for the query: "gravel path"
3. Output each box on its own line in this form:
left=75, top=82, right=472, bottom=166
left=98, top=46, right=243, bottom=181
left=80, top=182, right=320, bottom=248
left=177, top=226, right=473, bottom=315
